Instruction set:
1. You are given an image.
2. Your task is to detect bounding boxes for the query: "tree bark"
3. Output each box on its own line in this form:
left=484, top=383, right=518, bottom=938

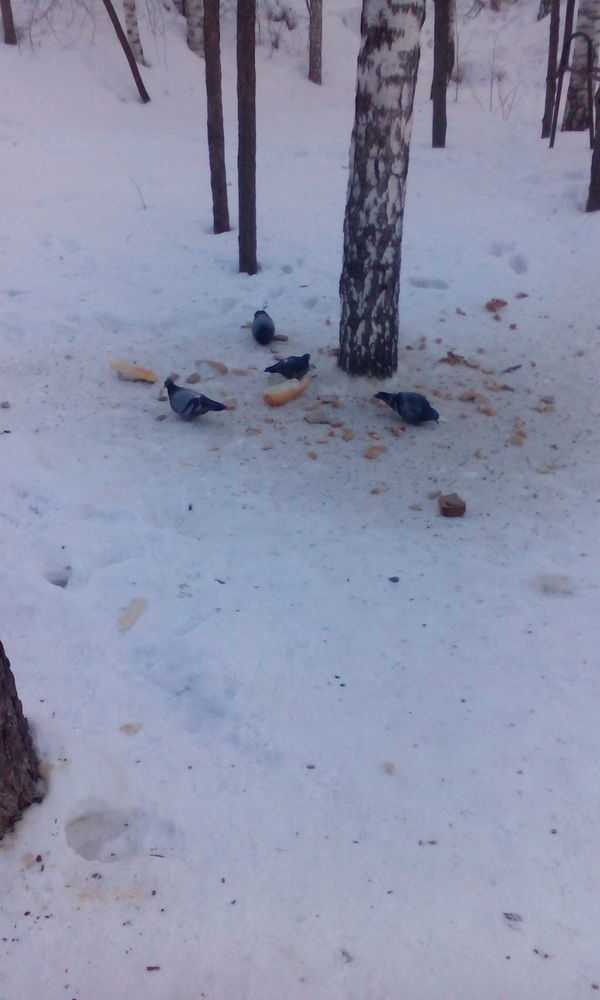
left=237, top=0, right=257, bottom=274
left=204, top=0, right=230, bottom=233
left=186, top=0, right=205, bottom=56
left=586, top=88, right=600, bottom=209
left=1, top=0, right=17, bottom=44
left=307, top=0, right=323, bottom=85
left=561, top=0, right=600, bottom=131
left=123, top=0, right=146, bottom=65
left=0, top=640, right=43, bottom=838
left=338, top=0, right=426, bottom=377
left=541, top=0, right=560, bottom=137
left=102, top=0, right=151, bottom=102
left=432, top=0, right=450, bottom=147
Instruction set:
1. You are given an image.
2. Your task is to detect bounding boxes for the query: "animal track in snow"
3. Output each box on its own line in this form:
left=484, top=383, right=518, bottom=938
left=65, top=805, right=176, bottom=862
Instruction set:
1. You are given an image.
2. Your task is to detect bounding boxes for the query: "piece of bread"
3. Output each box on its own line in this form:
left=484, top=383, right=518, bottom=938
left=263, top=375, right=310, bottom=407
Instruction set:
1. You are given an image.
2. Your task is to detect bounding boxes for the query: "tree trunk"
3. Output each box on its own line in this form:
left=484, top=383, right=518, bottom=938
left=204, top=0, right=230, bottom=233
left=562, top=0, right=600, bottom=131
left=586, top=88, right=600, bottom=209
left=307, top=0, right=323, bottom=85
left=237, top=0, right=257, bottom=274
left=338, top=0, right=426, bottom=377
left=432, top=0, right=450, bottom=147
left=0, top=640, right=43, bottom=838
left=541, top=0, right=560, bottom=137
left=1, top=0, right=17, bottom=44
left=102, top=0, right=151, bottom=102
left=123, top=0, right=146, bottom=65
left=186, top=0, right=205, bottom=56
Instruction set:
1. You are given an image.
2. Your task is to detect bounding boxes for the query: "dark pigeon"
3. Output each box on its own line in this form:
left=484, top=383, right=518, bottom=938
left=374, top=391, right=439, bottom=425
left=264, top=353, right=311, bottom=381
left=251, top=310, right=275, bottom=346
left=164, top=378, right=227, bottom=420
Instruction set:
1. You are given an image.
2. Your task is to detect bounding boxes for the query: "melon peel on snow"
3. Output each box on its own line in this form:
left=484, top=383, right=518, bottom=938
left=263, top=376, right=310, bottom=407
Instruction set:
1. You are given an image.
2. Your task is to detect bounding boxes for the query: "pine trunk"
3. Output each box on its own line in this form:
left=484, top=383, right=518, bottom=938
left=204, top=0, right=230, bottom=233
left=1, top=0, right=17, bottom=44
left=338, top=0, right=425, bottom=377
left=308, top=0, right=323, bottom=85
left=123, top=0, right=146, bottom=64
left=0, top=640, right=43, bottom=838
left=186, top=0, right=205, bottom=56
left=237, top=0, right=257, bottom=274
left=561, top=0, right=600, bottom=131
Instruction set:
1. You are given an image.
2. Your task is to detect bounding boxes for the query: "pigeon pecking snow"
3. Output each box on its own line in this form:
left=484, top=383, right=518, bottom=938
left=264, top=353, right=311, bottom=380
left=251, top=310, right=275, bottom=345
left=164, top=378, right=228, bottom=420
left=374, top=391, right=439, bottom=425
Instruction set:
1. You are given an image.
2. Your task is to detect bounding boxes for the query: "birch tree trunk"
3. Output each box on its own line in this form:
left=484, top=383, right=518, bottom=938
left=307, top=0, right=323, bottom=84
left=186, top=0, right=205, bottom=56
left=561, top=0, right=600, bottom=131
left=338, top=0, right=426, bottom=377
left=0, top=640, right=43, bottom=838
left=204, top=0, right=230, bottom=233
left=123, top=0, right=146, bottom=64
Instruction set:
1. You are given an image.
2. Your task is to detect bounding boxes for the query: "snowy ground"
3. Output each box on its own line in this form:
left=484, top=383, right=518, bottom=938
left=2, top=0, right=600, bottom=996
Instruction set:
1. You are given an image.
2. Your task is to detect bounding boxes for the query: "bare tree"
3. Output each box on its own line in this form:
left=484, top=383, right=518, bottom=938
left=102, top=0, right=150, bottom=102
left=123, top=0, right=146, bottom=64
left=306, top=0, right=323, bottom=84
left=0, top=640, right=43, bottom=839
left=338, top=0, right=426, bottom=377
left=541, top=0, right=560, bottom=137
left=186, top=0, right=204, bottom=55
left=561, top=0, right=600, bottom=131
left=237, top=0, right=257, bottom=274
left=204, top=0, right=230, bottom=233
left=586, top=87, right=600, bottom=209
left=432, top=0, right=452, bottom=147
left=1, top=0, right=17, bottom=44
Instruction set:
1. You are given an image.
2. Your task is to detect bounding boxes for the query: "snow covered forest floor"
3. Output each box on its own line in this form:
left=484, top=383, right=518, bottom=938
left=1, top=0, right=600, bottom=996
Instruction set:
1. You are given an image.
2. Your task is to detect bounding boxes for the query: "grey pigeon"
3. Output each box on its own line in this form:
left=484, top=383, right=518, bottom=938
left=252, top=310, right=275, bottom=345
left=164, top=378, right=227, bottom=420
left=374, top=391, right=439, bottom=425
left=264, top=353, right=311, bottom=380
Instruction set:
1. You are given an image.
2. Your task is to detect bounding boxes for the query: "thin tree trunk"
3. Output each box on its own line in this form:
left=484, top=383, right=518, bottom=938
left=123, top=0, right=146, bottom=65
left=562, top=0, right=600, bottom=131
left=432, top=0, right=450, bottom=147
left=204, top=0, right=230, bottom=233
left=186, top=0, right=205, bottom=56
left=307, top=0, right=323, bottom=85
left=586, top=88, right=600, bottom=209
left=338, top=0, right=426, bottom=377
left=0, top=640, right=43, bottom=838
left=237, top=0, right=257, bottom=274
left=1, top=0, right=17, bottom=44
left=102, top=0, right=151, bottom=102
left=541, top=0, right=560, bottom=137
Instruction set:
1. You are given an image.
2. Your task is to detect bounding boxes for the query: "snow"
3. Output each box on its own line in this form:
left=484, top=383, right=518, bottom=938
left=1, top=0, right=600, bottom=996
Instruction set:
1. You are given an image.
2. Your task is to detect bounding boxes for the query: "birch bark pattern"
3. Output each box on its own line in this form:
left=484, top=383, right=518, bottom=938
left=338, top=0, right=426, bottom=377
left=123, top=0, right=145, bottom=64
left=561, top=0, right=600, bottom=131
left=0, top=640, right=42, bottom=838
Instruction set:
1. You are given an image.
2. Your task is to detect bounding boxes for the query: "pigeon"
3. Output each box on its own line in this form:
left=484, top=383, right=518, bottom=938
left=374, top=391, right=439, bottom=425
left=264, top=353, right=311, bottom=380
left=251, top=309, right=275, bottom=346
left=164, top=378, right=228, bottom=419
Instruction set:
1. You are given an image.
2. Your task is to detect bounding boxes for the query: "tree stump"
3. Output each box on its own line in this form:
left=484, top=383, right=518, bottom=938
left=0, top=640, right=43, bottom=838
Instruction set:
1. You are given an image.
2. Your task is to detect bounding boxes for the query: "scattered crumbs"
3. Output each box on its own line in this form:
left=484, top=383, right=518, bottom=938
left=119, top=722, right=143, bottom=735
left=383, top=761, right=396, bottom=775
